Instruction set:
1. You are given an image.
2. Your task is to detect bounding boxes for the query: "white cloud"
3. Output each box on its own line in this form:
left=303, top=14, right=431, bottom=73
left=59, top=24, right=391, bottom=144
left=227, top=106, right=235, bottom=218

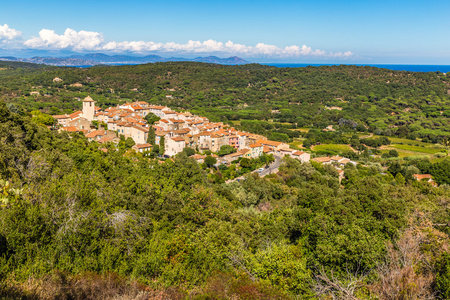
left=22, top=27, right=354, bottom=59
left=24, top=28, right=103, bottom=50
left=0, top=24, right=22, bottom=40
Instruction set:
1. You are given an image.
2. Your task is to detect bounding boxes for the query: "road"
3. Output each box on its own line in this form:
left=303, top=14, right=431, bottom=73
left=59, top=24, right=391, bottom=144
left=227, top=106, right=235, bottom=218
left=259, top=155, right=282, bottom=177
left=226, top=155, right=283, bottom=183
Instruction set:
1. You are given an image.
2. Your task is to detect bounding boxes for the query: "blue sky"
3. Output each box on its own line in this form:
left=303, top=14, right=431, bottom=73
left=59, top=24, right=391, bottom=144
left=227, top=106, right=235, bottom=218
left=0, top=0, right=449, bottom=64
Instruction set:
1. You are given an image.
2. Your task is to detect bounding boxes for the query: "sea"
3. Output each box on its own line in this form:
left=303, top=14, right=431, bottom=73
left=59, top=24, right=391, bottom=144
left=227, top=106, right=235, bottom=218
left=263, top=63, right=450, bottom=73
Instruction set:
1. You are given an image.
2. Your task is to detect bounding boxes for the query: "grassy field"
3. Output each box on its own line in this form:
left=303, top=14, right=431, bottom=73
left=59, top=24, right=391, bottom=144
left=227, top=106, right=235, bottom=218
left=312, top=144, right=353, bottom=152
left=289, top=140, right=304, bottom=150
left=370, top=135, right=430, bottom=147
left=390, top=144, right=445, bottom=154
left=291, top=127, right=310, bottom=133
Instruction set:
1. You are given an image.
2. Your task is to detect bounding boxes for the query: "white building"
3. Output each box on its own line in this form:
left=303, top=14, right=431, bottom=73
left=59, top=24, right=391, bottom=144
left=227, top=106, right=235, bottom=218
left=82, top=96, right=95, bottom=121
left=165, top=137, right=186, bottom=157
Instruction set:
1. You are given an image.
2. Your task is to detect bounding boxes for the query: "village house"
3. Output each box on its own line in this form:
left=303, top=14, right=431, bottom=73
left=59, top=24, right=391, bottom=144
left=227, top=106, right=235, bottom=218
left=312, top=157, right=332, bottom=164
left=165, top=137, right=186, bottom=157
left=292, top=151, right=311, bottom=163
left=85, top=130, right=116, bottom=142
left=132, top=143, right=152, bottom=153
left=257, top=139, right=289, bottom=151
left=53, top=114, right=71, bottom=127
left=130, top=126, right=149, bottom=145
left=249, top=143, right=264, bottom=158
left=69, top=117, right=91, bottom=131
left=53, top=98, right=312, bottom=165
left=413, top=174, right=437, bottom=186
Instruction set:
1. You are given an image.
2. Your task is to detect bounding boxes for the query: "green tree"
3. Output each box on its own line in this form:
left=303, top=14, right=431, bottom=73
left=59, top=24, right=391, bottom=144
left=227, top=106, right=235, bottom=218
left=388, top=162, right=402, bottom=177
left=436, top=253, right=450, bottom=299
left=395, top=173, right=405, bottom=185
left=183, top=147, right=196, bottom=156
left=144, top=113, right=160, bottom=125
left=159, top=136, right=165, bottom=155
left=204, top=155, right=217, bottom=167
left=240, top=157, right=251, bottom=168
left=147, top=126, right=156, bottom=145
left=31, top=110, right=56, bottom=126
left=218, top=145, right=237, bottom=156
left=388, top=149, right=399, bottom=157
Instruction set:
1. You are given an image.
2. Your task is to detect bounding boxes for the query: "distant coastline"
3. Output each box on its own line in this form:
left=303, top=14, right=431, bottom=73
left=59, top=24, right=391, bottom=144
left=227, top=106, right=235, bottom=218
left=263, top=63, right=450, bottom=73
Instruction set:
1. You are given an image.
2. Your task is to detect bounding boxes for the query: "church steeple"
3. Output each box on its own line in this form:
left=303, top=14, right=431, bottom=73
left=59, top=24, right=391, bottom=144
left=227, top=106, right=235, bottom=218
left=82, top=96, right=95, bottom=121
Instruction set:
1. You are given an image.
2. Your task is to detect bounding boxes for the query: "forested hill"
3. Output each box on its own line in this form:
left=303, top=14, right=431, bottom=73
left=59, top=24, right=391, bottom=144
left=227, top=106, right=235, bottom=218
left=0, top=61, right=55, bottom=79
left=1, top=62, right=450, bottom=141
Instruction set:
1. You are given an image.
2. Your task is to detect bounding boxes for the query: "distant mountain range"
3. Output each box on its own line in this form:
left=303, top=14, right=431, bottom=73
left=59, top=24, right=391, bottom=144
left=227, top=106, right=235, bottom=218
left=0, top=53, right=249, bottom=66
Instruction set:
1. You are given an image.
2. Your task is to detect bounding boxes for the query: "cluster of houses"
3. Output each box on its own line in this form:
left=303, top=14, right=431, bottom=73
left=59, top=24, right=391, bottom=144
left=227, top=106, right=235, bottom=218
left=52, top=96, right=311, bottom=164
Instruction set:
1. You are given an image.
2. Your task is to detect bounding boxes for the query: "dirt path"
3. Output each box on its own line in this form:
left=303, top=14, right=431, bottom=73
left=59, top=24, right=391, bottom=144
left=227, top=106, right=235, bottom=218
left=359, top=133, right=374, bottom=139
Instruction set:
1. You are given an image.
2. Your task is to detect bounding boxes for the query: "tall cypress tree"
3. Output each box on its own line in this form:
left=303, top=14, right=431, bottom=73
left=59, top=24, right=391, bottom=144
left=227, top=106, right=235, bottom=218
left=147, top=126, right=155, bottom=145
left=159, top=136, right=165, bottom=155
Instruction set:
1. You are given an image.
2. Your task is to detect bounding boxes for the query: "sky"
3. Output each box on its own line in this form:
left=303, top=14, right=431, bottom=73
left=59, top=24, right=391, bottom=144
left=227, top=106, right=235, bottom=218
left=0, top=0, right=449, bottom=64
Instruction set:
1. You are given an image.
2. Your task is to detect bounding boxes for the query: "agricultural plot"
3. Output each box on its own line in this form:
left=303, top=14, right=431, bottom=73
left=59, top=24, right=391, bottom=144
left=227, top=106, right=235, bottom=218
left=312, top=144, right=353, bottom=152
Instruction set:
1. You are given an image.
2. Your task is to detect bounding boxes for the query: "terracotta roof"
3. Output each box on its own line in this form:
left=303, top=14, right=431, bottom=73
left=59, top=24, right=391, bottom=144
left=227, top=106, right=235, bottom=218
left=279, top=148, right=295, bottom=153
left=171, top=137, right=185, bottom=142
left=53, top=114, right=70, bottom=119
left=249, top=143, right=262, bottom=148
left=98, top=136, right=115, bottom=143
left=132, top=126, right=149, bottom=132
left=61, top=126, right=79, bottom=132
left=313, top=157, right=331, bottom=163
left=240, top=148, right=252, bottom=155
left=257, top=139, right=283, bottom=147
left=293, top=151, right=306, bottom=156
left=135, top=143, right=152, bottom=149
left=339, top=158, right=351, bottom=164
left=69, top=111, right=82, bottom=119
left=169, top=119, right=185, bottom=123
left=330, top=156, right=345, bottom=161
left=413, top=174, right=433, bottom=180
left=85, top=130, right=106, bottom=138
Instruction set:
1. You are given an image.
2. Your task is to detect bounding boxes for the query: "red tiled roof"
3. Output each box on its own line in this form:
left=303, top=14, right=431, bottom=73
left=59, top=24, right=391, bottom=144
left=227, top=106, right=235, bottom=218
left=313, top=157, right=331, bottom=163
left=413, top=174, right=433, bottom=180
left=69, top=111, right=82, bottom=119
left=53, top=114, right=70, bottom=119
left=171, top=137, right=185, bottom=142
left=135, top=143, right=152, bottom=149
left=85, top=130, right=106, bottom=138
left=61, top=126, right=79, bottom=132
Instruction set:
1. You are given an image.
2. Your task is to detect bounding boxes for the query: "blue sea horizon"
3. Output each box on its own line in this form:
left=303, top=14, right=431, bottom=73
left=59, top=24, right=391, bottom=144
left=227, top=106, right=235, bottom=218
left=263, top=63, right=450, bottom=73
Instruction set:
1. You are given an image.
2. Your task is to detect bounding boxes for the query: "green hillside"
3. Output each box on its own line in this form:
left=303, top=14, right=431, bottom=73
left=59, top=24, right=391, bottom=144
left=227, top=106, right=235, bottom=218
left=1, top=63, right=450, bottom=298
left=1, top=62, right=450, bottom=143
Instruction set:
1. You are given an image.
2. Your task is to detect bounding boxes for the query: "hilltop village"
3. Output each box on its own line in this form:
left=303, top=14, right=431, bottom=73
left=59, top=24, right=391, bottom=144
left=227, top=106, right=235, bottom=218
left=52, top=96, right=311, bottom=164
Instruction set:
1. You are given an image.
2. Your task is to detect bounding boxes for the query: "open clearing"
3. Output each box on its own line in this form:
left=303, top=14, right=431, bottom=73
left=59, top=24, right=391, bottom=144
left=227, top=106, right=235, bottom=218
left=312, top=144, right=353, bottom=152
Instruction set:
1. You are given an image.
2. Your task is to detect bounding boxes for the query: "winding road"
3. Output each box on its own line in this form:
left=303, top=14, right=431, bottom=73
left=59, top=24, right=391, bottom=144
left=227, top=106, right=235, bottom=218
left=226, top=155, right=283, bottom=183
left=259, top=155, right=282, bottom=177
